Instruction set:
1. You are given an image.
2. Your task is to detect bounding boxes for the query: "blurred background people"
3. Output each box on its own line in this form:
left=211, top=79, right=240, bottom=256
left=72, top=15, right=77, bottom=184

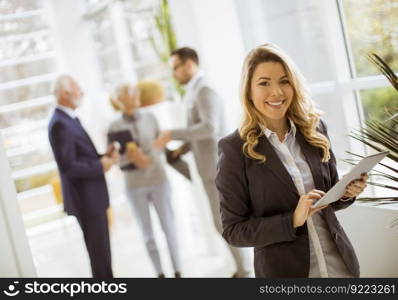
left=108, top=83, right=181, bottom=278
left=1, top=0, right=396, bottom=279
left=48, top=75, right=118, bottom=278
left=154, top=47, right=248, bottom=277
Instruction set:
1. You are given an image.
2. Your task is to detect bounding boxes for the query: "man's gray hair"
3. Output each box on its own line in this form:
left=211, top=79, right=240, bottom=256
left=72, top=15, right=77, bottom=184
left=114, top=83, right=136, bottom=99
left=53, top=74, right=73, bottom=99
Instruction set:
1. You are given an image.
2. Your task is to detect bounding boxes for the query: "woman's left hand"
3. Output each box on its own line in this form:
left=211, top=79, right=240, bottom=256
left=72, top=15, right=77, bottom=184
left=342, top=173, right=369, bottom=199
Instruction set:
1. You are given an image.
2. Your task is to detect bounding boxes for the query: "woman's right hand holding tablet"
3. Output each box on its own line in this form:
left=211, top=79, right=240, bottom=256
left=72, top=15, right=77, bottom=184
left=293, top=189, right=328, bottom=228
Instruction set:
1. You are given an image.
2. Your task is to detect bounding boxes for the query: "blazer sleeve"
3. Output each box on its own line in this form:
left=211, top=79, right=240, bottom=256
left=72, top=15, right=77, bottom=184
left=319, top=120, right=356, bottom=211
left=215, top=136, right=298, bottom=248
left=170, top=87, right=221, bottom=141
left=50, top=122, right=104, bottom=179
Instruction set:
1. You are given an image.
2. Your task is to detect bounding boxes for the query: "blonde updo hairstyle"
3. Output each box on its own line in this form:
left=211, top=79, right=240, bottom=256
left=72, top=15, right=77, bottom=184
left=109, top=83, right=136, bottom=111
left=109, top=80, right=166, bottom=110
left=239, top=43, right=330, bottom=163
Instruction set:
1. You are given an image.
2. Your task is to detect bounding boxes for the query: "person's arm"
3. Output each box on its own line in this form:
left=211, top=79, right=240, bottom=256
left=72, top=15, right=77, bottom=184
left=215, top=136, right=298, bottom=248
left=127, top=147, right=151, bottom=169
left=167, top=143, right=191, bottom=162
left=127, top=113, right=163, bottom=169
left=171, top=87, right=221, bottom=142
left=319, top=120, right=355, bottom=211
left=179, top=142, right=191, bottom=154
left=151, top=113, right=166, bottom=157
left=50, top=122, right=104, bottom=178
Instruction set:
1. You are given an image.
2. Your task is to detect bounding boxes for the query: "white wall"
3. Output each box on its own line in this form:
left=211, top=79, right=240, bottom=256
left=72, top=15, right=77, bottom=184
left=338, top=204, right=398, bottom=277
left=169, top=0, right=246, bottom=133
left=0, top=135, right=36, bottom=277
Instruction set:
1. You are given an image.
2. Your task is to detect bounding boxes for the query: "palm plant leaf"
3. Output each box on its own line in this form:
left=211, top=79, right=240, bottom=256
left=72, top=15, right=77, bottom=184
left=357, top=197, right=398, bottom=201
left=346, top=151, right=398, bottom=173
left=372, top=201, right=398, bottom=206
left=369, top=172, right=398, bottom=182
left=148, top=0, right=183, bottom=97
left=357, top=197, right=398, bottom=205
left=346, top=53, right=397, bottom=203
left=366, top=120, right=398, bottom=149
left=367, top=181, right=398, bottom=191
left=349, top=118, right=398, bottom=162
left=149, top=34, right=162, bottom=60
left=162, top=0, right=177, bottom=52
left=367, top=53, right=398, bottom=91
left=386, top=110, right=398, bottom=125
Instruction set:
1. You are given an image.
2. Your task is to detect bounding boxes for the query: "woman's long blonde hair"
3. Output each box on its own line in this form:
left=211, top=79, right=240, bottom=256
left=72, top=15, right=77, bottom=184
left=239, top=43, right=330, bottom=163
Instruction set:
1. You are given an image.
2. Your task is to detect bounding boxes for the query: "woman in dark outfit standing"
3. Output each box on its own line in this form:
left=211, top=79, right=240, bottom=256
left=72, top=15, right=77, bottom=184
left=215, top=44, right=368, bottom=278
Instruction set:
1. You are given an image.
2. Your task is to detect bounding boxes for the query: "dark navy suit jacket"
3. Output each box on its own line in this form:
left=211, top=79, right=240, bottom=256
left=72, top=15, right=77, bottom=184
left=216, top=120, right=359, bottom=278
left=48, top=108, right=109, bottom=218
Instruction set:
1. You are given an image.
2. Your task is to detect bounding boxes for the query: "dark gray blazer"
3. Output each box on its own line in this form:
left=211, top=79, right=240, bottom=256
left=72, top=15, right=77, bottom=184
left=215, top=121, right=360, bottom=278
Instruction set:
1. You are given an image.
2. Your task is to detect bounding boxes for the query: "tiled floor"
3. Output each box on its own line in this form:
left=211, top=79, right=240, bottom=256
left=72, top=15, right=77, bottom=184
left=26, top=166, right=254, bottom=278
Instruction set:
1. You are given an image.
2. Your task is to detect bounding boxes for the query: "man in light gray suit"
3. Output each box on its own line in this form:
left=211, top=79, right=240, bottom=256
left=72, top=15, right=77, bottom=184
left=154, top=47, right=247, bottom=277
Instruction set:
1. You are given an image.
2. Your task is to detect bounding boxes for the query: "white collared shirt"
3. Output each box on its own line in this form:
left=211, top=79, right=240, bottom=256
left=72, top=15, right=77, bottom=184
left=263, top=120, right=315, bottom=196
left=184, top=70, right=204, bottom=92
left=56, top=104, right=77, bottom=119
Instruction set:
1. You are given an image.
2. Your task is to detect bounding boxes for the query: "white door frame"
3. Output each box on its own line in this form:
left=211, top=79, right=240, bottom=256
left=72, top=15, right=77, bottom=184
left=0, top=134, right=36, bottom=277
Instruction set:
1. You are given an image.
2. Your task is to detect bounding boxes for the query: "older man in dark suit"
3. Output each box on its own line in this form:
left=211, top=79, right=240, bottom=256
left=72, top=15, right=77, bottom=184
left=48, top=75, right=118, bottom=278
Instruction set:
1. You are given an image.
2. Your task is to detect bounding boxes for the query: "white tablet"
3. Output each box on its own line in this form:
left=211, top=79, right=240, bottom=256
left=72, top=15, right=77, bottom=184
left=312, top=151, right=389, bottom=208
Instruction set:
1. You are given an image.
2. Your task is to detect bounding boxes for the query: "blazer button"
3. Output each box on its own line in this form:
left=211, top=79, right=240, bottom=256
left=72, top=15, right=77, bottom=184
left=334, top=232, right=339, bottom=240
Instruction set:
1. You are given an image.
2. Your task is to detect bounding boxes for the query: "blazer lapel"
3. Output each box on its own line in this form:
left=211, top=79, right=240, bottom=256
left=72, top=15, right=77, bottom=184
left=257, top=135, right=300, bottom=198
left=295, top=129, right=325, bottom=191
left=55, top=109, right=99, bottom=156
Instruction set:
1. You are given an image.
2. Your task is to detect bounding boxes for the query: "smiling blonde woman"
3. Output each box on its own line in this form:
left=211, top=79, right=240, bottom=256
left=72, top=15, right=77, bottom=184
left=215, top=44, right=368, bottom=278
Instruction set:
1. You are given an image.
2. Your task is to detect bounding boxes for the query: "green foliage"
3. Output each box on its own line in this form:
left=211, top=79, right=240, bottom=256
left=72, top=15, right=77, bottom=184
left=152, top=0, right=177, bottom=62
left=343, top=0, right=398, bottom=77
left=347, top=51, right=398, bottom=203
left=361, top=86, right=397, bottom=121
left=347, top=113, right=398, bottom=202
left=367, top=52, right=398, bottom=90
left=150, top=0, right=184, bottom=97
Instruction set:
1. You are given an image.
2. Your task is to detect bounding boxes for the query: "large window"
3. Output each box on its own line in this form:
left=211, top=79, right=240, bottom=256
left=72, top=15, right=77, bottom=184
left=0, top=0, right=60, bottom=225
left=84, top=0, right=172, bottom=95
left=342, top=0, right=398, bottom=77
left=235, top=0, right=338, bottom=83
left=341, top=0, right=398, bottom=122
left=89, top=8, right=123, bottom=89
left=124, top=0, right=169, bottom=81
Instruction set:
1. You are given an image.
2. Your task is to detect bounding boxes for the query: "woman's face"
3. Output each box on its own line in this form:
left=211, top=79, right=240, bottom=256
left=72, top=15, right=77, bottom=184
left=118, top=86, right=140, bottom=112
left=250, top=61, right=293, bottom=124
